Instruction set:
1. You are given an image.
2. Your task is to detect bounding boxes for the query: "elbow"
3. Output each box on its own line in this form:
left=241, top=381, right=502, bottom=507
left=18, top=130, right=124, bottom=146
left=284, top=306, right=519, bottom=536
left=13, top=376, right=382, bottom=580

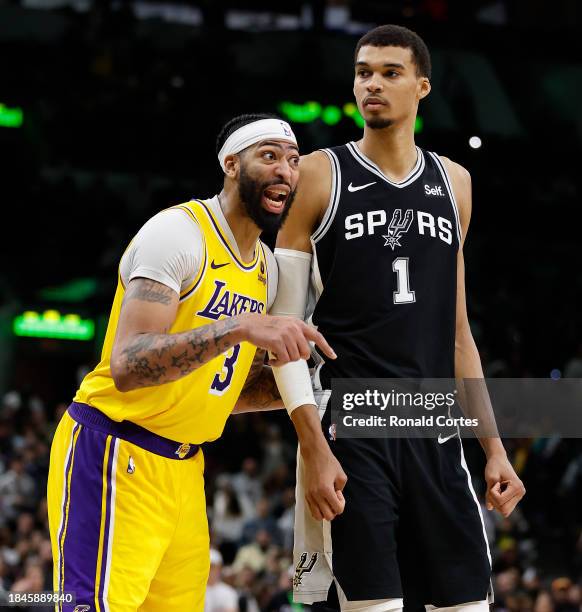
left=455, top=329, right=478, bottom=361
left=110, top=359, right=134, bottom=393
left=455, top=323, right=473, bottom=350
left=113, top=377, right=134, bottom=393
left=454, top=336, right=465, bottom=354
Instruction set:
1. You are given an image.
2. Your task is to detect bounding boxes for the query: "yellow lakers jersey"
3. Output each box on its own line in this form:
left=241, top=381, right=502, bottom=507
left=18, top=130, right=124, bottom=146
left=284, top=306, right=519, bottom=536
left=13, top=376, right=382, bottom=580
left=75, top=199, right=269, bottom=444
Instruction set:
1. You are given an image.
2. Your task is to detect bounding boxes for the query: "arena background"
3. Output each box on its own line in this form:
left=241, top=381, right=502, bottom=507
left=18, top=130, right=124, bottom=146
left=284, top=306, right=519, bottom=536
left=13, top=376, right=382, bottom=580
left=1, top=1, right=581, bottom=610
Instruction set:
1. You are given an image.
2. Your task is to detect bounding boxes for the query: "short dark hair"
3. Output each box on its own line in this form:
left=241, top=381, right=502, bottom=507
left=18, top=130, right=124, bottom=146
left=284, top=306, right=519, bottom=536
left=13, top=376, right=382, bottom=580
left=216, top=113, right=280, bottom=156
left=354, top=25, right=431, bottom=79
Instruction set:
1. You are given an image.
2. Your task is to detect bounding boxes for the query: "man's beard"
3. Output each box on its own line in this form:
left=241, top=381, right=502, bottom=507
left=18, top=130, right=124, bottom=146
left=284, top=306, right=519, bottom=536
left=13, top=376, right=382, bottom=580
left=238, top=166, right=296, bottom=233
left=366, top=117, right=394, bottom=130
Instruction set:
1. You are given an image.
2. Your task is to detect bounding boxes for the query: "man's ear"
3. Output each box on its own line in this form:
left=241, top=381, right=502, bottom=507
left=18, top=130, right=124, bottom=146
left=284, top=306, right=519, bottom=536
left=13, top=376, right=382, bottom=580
left=418, top=77, right=431, bottom=100
left=224, top=154, right=239, bottom=179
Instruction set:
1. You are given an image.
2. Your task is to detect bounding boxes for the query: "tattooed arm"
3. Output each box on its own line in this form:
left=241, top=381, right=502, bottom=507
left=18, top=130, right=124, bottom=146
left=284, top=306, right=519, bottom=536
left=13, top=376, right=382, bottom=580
left=110, top=277, right=245, bottom=391
left=110, top=278, right=336, bottom=392
left=232, top=350, right=284, bottom=414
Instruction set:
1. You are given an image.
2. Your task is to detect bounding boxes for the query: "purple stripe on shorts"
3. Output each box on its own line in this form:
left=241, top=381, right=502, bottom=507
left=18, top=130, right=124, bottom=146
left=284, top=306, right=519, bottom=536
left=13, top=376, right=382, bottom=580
left=61, top=426, right=109, bottom=611
left=57, top=423, right=81, bottom=610
left=97, top=438, right=116, bottom=608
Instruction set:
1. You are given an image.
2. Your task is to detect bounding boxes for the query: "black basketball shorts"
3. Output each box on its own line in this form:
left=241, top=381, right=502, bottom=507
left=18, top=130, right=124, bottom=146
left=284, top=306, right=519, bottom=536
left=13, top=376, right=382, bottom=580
left=321, top=409, right=492, bottom=610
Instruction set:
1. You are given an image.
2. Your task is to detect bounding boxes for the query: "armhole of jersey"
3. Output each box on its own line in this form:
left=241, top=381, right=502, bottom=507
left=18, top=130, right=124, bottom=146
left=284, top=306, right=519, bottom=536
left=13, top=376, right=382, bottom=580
left=311, top=149, right=341, bottom=244
left=170, top=202, right=209, bottom=302
left=259, top=241, right=270, bottom=310
left=428, top=152, right=463, bottom=246
left=179, top=241, right=207, bottom=302
left=118, top=238, right=135, bottom=291
left=310, top=237, right=324, bottom=299
left=306, top=237, right=325, bottom=391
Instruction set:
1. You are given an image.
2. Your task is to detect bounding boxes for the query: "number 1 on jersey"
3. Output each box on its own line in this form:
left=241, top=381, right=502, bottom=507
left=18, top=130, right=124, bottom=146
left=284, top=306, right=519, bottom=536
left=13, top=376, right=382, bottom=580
left=392, top=257, right=415, bottom=304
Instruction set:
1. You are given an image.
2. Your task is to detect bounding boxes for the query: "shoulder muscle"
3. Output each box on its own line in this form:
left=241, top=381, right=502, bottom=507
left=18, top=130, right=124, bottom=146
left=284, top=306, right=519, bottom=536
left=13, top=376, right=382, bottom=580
left=276, top=150, right=331, bottom=253
left=440, top=156, right=472, bottom=243
left=120, top=208, right=204, bottom=294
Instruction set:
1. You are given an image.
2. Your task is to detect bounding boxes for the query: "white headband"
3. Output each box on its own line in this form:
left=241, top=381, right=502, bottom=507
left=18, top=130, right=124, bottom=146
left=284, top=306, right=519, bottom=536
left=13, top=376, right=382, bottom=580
left=218, top=118, right=298, bottom=172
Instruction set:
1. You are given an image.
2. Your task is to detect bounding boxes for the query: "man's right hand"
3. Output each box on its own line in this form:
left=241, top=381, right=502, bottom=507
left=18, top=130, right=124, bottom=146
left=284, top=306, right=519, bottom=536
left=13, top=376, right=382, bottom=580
left=291, top=404, right=347, bottom=521
left=238, top=313, right=336, bottom=365
left=301, top=443, right=347, bottom=521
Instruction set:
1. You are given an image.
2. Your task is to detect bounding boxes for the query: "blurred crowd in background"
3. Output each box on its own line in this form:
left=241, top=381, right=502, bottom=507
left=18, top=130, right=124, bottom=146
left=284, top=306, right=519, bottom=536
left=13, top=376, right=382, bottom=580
left=1, top=1, right=582, bottom=610
left=0, top=387, right=581, bottom=611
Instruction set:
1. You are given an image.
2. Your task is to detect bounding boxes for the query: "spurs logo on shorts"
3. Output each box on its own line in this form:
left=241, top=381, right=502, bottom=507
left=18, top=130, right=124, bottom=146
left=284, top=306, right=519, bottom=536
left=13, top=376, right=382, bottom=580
left=293, top=552, right=318, bottom=588
left=175, top=443, right=191, bottom=459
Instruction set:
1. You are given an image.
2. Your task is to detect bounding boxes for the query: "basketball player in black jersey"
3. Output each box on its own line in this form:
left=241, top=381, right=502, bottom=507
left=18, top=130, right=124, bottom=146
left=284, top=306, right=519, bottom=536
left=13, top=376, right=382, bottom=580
left=271, top=25, right=526, bottom=612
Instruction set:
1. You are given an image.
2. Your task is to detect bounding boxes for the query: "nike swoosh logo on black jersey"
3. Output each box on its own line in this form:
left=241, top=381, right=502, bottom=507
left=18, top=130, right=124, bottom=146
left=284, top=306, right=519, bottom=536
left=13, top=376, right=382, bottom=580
left=347, top=181, right=377, bottom=192
left=437, top=433, right=457, bottom=444
left=211, top=260, right=230, bottom=269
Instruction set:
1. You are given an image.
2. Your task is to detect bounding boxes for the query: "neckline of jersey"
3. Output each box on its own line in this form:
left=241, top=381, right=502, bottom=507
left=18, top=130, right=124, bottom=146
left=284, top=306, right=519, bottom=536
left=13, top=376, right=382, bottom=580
left=348, top=142, right=425, bottom=188
left=194, top=198, right=260, bottom=271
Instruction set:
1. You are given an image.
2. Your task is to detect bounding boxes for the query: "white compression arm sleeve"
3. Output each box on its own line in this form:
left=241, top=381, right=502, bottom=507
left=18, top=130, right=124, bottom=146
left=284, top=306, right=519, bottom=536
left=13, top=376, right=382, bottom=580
left=270, top=249, right=316, bottom=415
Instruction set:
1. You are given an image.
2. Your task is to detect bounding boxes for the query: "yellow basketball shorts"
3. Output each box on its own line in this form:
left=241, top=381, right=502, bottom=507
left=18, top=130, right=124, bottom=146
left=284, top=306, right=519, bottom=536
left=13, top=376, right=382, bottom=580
left=47, top=403, right=210, bottom=611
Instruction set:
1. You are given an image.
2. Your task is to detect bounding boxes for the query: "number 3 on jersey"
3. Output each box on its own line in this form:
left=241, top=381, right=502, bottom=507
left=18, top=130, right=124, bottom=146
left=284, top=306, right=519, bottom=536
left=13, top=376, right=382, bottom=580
left=210, top=344, right=241, bottom=395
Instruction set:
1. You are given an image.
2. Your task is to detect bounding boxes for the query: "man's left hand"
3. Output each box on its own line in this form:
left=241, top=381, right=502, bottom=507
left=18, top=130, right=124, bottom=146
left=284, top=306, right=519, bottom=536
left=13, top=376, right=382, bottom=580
left=484, top=453, right=526, bottom=517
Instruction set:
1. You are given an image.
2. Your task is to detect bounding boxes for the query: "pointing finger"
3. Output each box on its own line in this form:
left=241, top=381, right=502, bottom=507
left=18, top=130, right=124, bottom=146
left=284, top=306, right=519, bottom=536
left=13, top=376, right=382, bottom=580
left=304, top=328, right=336, bottom=360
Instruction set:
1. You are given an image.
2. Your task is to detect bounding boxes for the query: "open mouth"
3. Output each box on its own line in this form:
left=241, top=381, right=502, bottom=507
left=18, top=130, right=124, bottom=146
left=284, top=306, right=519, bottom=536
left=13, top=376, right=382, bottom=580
left=262, top=186, right=289, bottom=214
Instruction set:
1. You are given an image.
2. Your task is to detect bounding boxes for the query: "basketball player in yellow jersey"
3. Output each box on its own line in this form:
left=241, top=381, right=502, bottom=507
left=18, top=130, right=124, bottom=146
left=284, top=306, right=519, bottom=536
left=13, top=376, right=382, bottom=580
left=47, top=114, right=336, bottom=612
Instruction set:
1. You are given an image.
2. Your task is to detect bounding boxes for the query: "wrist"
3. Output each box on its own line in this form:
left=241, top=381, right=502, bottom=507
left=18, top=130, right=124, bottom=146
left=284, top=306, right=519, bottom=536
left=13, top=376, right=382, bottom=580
left=291, top=404, right=326, bottom=458
left=481, top=437, right=507, bottom=460
left=299, top=436, right=329, bottom=460
left=231, top=312, right=255, bottom=344
left=271, top=360, right=317, bottom=417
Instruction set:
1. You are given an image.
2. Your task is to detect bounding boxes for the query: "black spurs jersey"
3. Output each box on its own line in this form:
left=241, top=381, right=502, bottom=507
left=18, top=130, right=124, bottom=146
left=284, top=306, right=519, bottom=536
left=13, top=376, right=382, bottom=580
left=310, top=142, right=461, bottom=386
